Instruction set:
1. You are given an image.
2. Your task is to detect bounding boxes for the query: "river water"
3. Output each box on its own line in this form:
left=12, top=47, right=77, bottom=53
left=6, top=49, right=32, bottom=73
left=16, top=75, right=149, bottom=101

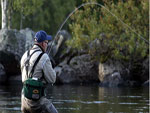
left=0, top=84, right=149, bottom=113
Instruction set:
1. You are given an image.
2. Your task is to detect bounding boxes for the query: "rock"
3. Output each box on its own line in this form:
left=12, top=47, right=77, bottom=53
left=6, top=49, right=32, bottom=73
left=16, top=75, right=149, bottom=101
left=20, top=28, right=35, bottom=51
left=0, top=29, right=26, bottom=58
left=141, top=58, right=149, bottom=82
left=98, top=60, right=128, bottom=87
left=0, top=63, right=6, bottom=83
left=0, top=29, right=34, bottom=76
left=142, top=80, right=149, bottom=87
left=99, top=60, right=123, bottom=81
left=48, top=30, right=71, bottom=64
left=89, top=33, right=111, bottom=55
left=0, top=29, right=26, bottom=75
left=8, top=75, right=22, bottom=84
left=99, top=71, right=123, bottom=87
left=129, top=58, right=149, bottom=83
left=55, top=64, right=76, bottom=83
left=55, top=54, right=99, bottom=84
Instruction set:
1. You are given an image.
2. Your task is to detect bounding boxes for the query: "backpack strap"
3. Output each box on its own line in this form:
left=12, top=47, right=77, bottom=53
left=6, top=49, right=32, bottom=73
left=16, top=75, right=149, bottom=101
left=24, top=50, right=41, bottom=78
left=25, top=50, right=30, bottom=77
left=28, top=52, right=44, bottom=78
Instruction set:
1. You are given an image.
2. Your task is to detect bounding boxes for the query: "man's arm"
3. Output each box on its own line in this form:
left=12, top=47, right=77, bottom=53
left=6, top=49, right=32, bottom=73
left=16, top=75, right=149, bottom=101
left=42, top=54, right=56, bottom=84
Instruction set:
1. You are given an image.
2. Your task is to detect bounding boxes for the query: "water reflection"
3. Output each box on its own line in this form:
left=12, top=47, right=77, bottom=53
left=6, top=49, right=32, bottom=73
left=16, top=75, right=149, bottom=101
left=0, top=85, right=21, bottom=113
left=0, top=84, right=149, bottom=113
left=98, top=87, right=149, bottom=113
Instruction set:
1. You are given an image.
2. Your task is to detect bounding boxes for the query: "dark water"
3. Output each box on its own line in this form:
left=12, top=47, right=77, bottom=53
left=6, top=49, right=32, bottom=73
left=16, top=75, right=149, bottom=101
left=0, top=84, right=149, bottom=113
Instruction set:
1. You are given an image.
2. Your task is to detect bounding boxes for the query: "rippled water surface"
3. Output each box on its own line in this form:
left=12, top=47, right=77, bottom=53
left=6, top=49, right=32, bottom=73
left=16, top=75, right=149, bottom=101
left=0, top=84, right=149, bottom=113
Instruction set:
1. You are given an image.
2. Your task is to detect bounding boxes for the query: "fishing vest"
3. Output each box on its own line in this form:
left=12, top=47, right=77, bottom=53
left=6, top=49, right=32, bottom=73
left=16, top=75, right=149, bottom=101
left=23, top=50, right=44, bottom=100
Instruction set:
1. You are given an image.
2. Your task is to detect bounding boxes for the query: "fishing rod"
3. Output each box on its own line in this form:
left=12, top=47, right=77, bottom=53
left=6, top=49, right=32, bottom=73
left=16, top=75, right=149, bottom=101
left=47, top=2, right=149, bottom=55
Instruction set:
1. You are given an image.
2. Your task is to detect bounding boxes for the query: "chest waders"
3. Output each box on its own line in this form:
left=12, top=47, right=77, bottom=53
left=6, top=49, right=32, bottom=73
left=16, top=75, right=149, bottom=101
left=23, top=50, right=44, bottom=100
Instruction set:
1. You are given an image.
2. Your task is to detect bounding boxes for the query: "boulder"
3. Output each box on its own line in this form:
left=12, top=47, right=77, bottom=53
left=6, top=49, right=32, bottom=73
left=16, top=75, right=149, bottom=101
left=142, top=80, right=149, bottom=87
left=141, top=58, right=149, bottom=82
left=98, top=60, right=129, bottom=87
left=55, top=54, right=99, bottom=84
left=89, top=33, right=112, bottom=56
left=20, top=28, right=35, bottom=50
left=0, top=29, right=25, bottom=58
left=48, top=30, right=71, bottom=64
left=0, top=63, right=6, bottom=83
left=0, top=29, right=34, bottom=76
left=99, top=71, right=123, bottom=87
left=0, top=29, right=25, bottom=75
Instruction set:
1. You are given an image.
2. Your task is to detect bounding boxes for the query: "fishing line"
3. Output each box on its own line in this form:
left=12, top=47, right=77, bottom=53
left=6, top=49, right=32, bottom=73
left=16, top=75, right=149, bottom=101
left=47, top=2, right=149, bottom=55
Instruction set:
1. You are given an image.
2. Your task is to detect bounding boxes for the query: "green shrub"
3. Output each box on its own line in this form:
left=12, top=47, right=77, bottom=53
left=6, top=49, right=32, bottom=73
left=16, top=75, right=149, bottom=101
left=67, top=0, right=149, bottom=63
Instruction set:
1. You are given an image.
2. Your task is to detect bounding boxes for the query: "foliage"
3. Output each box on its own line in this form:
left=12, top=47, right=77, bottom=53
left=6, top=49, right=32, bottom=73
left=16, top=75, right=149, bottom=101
left=0, top=0, right=76, bottom=34
left=16, top=0, right=76, bottom=34
left=13, top=0, right=43, bottom=16
left=35, top=0, right=76, bottom=34
left=67, top=0, right=149, bottom=63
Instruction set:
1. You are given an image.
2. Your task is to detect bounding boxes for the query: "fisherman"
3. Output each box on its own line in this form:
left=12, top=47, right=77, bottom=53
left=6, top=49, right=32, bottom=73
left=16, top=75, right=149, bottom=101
left=20, top=30, right=58, bottom=113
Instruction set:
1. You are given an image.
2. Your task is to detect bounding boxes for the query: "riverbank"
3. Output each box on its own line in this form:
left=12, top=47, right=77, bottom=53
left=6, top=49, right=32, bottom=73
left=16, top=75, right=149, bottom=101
left=2, top=74, right=149, bottom=88
left=0, top=28, right=149, bottom=87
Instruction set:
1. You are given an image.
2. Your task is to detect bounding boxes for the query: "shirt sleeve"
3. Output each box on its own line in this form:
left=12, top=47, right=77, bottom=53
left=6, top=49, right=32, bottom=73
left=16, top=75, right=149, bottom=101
left=20, top=51, right=27, bottom=72
left=42, top=54, right=56, bottom=84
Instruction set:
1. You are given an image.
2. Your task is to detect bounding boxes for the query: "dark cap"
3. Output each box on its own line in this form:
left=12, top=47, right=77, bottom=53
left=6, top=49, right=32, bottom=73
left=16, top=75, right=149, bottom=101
left=35, top=30, right=52, bottom=43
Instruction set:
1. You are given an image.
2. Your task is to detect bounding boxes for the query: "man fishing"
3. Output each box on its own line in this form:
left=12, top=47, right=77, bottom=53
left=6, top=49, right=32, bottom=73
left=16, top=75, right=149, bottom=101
left=20, top=30, right=58, bottom=113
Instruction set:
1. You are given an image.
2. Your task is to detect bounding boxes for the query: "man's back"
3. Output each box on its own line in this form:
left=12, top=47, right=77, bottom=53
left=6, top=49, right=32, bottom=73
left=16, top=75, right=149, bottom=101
left=21, top=44, right=56, bottom=84
left=21, top=44, right=57, bottom=113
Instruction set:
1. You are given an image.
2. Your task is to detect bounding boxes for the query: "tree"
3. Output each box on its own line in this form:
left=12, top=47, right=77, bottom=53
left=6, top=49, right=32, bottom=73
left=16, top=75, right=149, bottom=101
left=0, top=0, right=76, bottom=34
left=13, top=0, right=43, bottom=29
left=1, top=0, right=15, bottom=29
left=68, top=0, right=149, bottom=64
left=30, top=0, right=76, bottom=34
left=1, top=0, right=8, bottom=29
left=0, top=0, right=44, bottom=29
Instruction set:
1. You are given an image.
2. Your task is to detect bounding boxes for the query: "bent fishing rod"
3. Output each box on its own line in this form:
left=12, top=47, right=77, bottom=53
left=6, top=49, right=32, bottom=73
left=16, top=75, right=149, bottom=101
left=47, top=2, right=149, bottom=55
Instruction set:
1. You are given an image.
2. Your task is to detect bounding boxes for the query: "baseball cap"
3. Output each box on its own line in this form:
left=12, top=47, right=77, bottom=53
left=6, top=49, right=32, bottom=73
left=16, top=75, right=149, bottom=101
left=35, top=30, right=52, bottom=43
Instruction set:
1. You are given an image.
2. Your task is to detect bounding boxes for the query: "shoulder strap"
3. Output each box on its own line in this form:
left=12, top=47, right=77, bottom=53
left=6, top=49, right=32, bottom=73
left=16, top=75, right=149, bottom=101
left=29, top=52, right=44, bottom=78
left=25, top=49, right=41, bottom=78
left=25, top=50, right=30, bottom=77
